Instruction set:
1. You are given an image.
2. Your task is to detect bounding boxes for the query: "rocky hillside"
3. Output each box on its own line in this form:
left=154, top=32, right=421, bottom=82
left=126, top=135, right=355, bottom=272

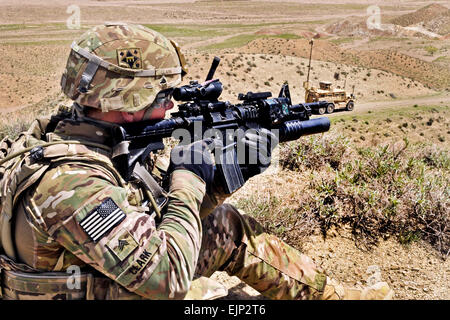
left=390, top=3, right=450, bottom=36
left=325, top=19, right=443, bottom=39
left=238, top=38, right=450, bottom=90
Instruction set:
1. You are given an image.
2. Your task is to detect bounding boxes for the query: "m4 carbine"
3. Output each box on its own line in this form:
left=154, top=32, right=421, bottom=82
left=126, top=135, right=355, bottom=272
left=114, top=57, right=331, bottom=194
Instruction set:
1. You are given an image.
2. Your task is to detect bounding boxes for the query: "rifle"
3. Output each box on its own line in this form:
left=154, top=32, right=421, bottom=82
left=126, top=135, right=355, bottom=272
left=112, top=57, right=331, bottom=194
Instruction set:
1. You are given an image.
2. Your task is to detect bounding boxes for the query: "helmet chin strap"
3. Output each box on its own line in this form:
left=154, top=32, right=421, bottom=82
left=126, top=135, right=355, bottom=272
left=78, top=59, right=101, bottom=94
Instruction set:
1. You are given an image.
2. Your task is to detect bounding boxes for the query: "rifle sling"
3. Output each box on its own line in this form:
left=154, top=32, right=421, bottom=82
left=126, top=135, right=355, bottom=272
left=132, top=162, right=166, bottom=218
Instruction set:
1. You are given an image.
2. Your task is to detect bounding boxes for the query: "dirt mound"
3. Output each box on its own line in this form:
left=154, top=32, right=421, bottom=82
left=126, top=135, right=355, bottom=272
left=391, top=4, right=449, bottom=27
left=325, top=19, right=390, bottom=38
left=421, top=15, right=450, bottom=36
left=391, top=3, right=450, bottom=35
left=355, top=49, right=449, bottom=90
left=238, top=38, right=450, bottom=90
left=326, top=18, right=443, bottom=39
left=239, top=38, right=349, bottom=63
left=324, top=4, right=450, bottom=38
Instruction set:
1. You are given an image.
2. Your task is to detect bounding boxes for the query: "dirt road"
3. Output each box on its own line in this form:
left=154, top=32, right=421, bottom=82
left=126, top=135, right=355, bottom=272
left=305, top=93, right=450, bottom=119
left=353, top=93, right=450, bottom=113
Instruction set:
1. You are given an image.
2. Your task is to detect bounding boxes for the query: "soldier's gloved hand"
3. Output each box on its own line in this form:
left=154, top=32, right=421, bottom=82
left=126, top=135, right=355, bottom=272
left=237, top=127, right=278, bottom=181
left=168, top=139, right=216, bottom=191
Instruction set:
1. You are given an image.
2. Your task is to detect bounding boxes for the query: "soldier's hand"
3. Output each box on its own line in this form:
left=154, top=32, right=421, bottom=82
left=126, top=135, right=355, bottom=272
left=168, top=139, right=216, bottom=191
left=238, top=127, right=278, bottom=181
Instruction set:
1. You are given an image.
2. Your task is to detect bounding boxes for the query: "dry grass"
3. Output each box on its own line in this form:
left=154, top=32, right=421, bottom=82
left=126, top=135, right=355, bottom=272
left=331, top=104, right=449, bottom=147
left=237, top=126, right=449, bottom=258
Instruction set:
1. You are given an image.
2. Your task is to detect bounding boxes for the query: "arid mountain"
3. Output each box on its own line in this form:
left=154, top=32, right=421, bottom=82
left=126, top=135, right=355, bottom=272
left=239, top=38, right=450, bottom=90
left=325, top=19, right=442, bottom=39
left=390, top=3, right=450, bottom=35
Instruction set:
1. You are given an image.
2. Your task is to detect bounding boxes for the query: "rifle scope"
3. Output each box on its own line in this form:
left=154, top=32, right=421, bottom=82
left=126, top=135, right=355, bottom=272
left=173, top=80, right=223, bottom=102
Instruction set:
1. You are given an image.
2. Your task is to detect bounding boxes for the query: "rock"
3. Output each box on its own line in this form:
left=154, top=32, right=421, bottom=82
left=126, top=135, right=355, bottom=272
left=390, top=265, right=400, bottom=270
left=366, top=265, right=380, bottom=273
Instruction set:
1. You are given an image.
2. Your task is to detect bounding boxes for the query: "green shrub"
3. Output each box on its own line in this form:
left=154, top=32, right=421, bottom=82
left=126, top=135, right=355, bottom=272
left=425, top=46, right=438, bottom=55
left=271, top=135, right=450, bottom=255
left=279, top=135, right=350, bottom=171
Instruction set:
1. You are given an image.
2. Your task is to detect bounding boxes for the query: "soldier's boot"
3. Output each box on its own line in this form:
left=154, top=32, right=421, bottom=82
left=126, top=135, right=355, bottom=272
left=321, top=278, right=394, bottom=300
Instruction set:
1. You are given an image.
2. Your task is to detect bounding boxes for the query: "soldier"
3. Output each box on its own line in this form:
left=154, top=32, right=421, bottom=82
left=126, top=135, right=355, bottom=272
left=0, top=23, right=393, bottom=300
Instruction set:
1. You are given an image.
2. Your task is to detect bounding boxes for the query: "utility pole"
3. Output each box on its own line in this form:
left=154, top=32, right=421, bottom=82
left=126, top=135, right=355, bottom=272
left=304, top=39, right=314, bottom=90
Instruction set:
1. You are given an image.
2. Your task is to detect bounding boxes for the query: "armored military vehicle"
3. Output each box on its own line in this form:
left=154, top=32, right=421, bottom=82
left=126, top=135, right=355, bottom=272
left=302, top=39, right=355, bottom=115
left=304, top=80, right=355, bottom=114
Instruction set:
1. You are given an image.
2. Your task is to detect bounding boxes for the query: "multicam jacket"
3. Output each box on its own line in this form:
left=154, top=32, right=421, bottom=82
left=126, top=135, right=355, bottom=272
left=0, top=115, right=209, bottom=300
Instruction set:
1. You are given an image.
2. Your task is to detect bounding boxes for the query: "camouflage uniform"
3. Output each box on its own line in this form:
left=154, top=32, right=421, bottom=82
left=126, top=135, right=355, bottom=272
left=0, top=115, right=328, bottom=300
left=0, top=23, right=393, bottom=300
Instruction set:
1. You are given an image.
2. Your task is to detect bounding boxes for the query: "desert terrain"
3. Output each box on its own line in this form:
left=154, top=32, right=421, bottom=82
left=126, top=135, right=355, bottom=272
left=0, top=0, right=448, bottom=300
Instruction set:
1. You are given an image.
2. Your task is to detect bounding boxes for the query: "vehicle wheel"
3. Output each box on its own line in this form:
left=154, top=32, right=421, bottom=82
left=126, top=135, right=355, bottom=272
left=346, top=101, right=354, bottom=111
left=326, top=103, right=335, bottom=114
left=318, top=106, right=326, bottom=115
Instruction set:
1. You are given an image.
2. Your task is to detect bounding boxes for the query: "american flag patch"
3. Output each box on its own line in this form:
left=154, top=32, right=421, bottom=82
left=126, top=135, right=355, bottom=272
left=80, top=198, right=126, bottom=242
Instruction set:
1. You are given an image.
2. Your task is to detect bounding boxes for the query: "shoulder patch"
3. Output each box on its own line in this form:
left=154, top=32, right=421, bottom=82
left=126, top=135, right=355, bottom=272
left=106, top=229, right=139, bottom=261
left=79, top=197, right=126, bottom=242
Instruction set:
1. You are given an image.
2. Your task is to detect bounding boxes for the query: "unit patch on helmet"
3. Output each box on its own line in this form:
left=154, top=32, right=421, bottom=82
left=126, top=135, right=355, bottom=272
left=117, top=48, right=142, bottom=69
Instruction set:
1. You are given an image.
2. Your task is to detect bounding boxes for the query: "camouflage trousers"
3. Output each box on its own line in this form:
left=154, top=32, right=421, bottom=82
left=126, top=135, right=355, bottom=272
left=194, top=204, right=328, bottom=300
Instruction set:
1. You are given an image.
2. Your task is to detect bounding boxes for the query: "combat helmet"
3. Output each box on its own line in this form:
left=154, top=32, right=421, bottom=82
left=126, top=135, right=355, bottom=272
left=61, top=23, right=187, bottom=113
